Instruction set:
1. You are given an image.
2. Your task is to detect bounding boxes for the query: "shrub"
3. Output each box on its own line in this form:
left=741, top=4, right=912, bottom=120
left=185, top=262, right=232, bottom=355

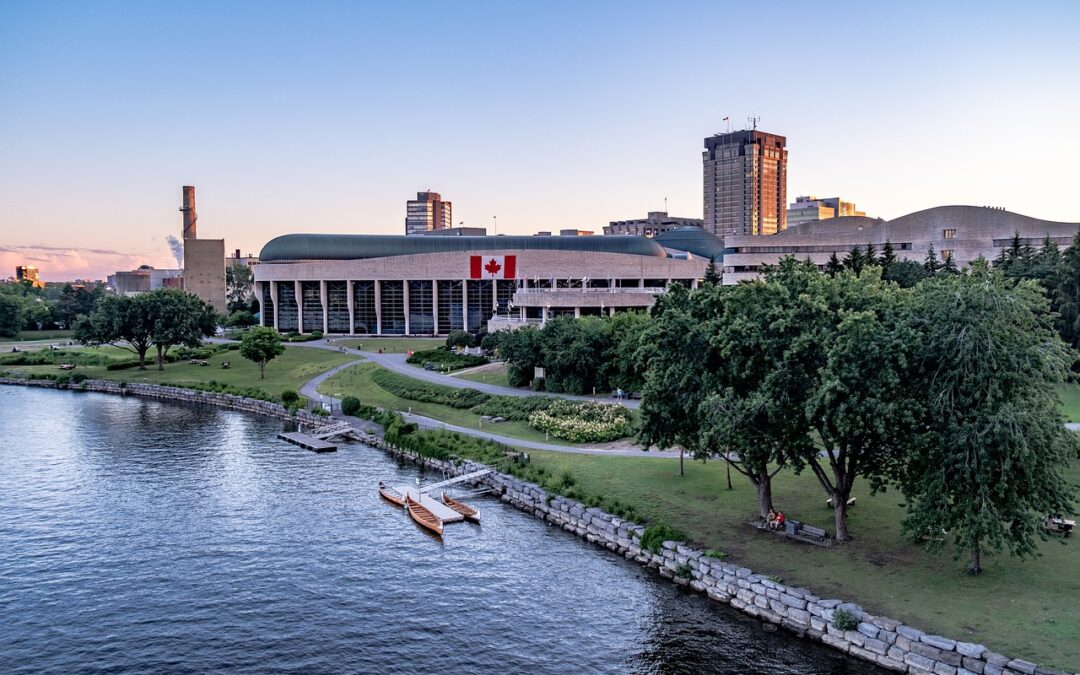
left=832, top=608, right=860, bottom=631
left=310, top=407, right=329, bottom=416
left=640, top=523, right=684, bottom=554
left=527, top=399, right=634, bottom=443
left=703, top=549, right=726, bottom=560
left=405, top=347, right=487, bottom=370
left=675, top=563, right=692, bottom=579
left=106, top=359, right=141, bottom=371
left=371, top=369, right=491, bottom=409
left=310, top=330, right=323, bottom=339
left=470, top=395, right=556, bottom=421
left=70, top=372, right=89, bottom=384
left=341, top=396, right=361, bottom=417
left=176, top=346, right=215, bottom=360
left=281, top=390, right=300, bottom=406
left=446, top=330, right=474, bottom=349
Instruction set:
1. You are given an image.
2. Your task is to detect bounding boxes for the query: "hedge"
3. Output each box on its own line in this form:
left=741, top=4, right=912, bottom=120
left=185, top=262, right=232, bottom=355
left=405, top=347, right=488, bottom=370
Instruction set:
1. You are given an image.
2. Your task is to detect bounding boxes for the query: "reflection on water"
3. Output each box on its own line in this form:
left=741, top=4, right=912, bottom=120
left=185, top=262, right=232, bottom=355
left=0, top=387, right=881, bottom=674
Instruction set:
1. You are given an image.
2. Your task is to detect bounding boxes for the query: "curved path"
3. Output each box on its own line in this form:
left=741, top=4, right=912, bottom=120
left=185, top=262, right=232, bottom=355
left=292, top=350, right=676, bottom=458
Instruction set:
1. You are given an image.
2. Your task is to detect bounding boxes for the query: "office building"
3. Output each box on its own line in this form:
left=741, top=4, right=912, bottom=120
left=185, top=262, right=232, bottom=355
left=252, top=229, right=722, bottom=335
left=180, top=185, right=227, bottom=314
left=722, top=205, right=1080, bottom=284
left=108, top=265, right=183, bottom=295
left=703, top=130, right=788, bottom=237
left=15, top=265, right=45, bottom=288
left=405, top=191, right=452, bottom=235
left=787, top=196, right=867, bottom=229
left=604, top=211, right=704, bottom=237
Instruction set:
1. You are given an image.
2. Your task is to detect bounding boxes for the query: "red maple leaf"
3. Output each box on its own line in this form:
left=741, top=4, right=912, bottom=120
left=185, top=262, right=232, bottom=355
left=484, top=258, right=502, bottom=276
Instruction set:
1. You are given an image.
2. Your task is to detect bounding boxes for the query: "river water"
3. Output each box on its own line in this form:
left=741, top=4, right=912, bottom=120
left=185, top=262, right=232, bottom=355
left=0, top=387, right=881, bottom=674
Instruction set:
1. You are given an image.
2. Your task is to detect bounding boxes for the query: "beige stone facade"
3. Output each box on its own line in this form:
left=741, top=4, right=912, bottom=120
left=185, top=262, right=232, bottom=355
left=183, top=238, right=227, bottom=314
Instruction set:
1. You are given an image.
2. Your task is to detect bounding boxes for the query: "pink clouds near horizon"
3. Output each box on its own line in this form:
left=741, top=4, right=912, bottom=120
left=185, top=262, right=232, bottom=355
left=0, top=243, right=176, bottom=282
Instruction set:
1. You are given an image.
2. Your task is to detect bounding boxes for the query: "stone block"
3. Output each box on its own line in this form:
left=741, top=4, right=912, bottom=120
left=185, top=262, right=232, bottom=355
left=904, top=652, right=936, bottom=672
left=957, top=669, right=980, bottom=675
left=753, top=595, right=769, bottom=609
left=982, top=666, right=1002, bottom=675
left=818, top=598, right=842, bottom=609
left=921, top=635, right=958, bottom=651
left=872, top=616, right=902, bottom=631
left=735, top=567, right=752, bottom=578
left=706, top=588, right=730, bottom=603
left=933, top=664, right=956, bottom=675
left=858, top=622, right=881, bottom=639
left=767, top=599, right=788, bottom=617
left=888, top=646, right=906, bottom=661
left=897, top=635, right=912, bottom=651
left=787, top=608, right=811, bottom=626
left=956, top=643, right=986, bottom=659
left=983, top=653, right=1009, bottom=668
left=961, top=657, right=985, bottom=674
left=661, top=540, right=677, bottom=550
left=876, top=654, right=908, bottom=673
left=689, top=580, right=706, bottom=592
left=897, top=625, right=925, bottom=641
left=810, top=617, right=826, bottom=631
left=843, top=630, right=866, bottom=647
left=780, top=593, right=807, bottom=610
left=821, top=634, right=850, bottom=653
left=1004, top=661, right=1036, bottom=675
left=910, top=642, right=943, bottom=661
left=863, top=637, right=888, bottom=656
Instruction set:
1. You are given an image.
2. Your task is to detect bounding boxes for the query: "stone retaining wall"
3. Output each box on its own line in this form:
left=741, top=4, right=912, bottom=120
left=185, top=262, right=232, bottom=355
left=2, top=377, right=1072, bottom=675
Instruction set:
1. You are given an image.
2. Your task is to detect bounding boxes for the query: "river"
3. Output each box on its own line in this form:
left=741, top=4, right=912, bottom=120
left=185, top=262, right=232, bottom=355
left=0, top=387, right=882, bottom=674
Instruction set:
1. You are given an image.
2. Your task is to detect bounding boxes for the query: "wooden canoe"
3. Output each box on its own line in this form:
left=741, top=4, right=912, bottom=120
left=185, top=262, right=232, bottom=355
left=378, top=481, right=406, bottom=506
left=441, top=491, right=480, bottom=522
left=405, top=495, right=444, bottom=536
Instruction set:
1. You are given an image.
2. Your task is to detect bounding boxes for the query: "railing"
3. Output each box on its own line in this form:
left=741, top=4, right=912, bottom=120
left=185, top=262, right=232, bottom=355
left=515, top=287, right=666, bottom=294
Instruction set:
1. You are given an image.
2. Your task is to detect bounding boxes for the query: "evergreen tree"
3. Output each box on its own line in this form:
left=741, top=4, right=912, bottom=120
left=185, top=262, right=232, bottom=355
left=844, top=246, right=865, bottom=275
left=880, top=240, right=897, bottom=275
left=923, top=244, right=941, bottom=275
left=704, top=255, right=721, bottom=285
left=865, top=242, right=877, bottom=265
left=1055, top=230, right=1080, bottom=348
left=825, top=251, right=843, bottom=277
left=941, top=252, right=959, bottom=275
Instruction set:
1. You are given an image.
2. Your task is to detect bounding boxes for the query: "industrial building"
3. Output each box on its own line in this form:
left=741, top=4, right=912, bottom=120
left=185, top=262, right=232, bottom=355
left=107, top=265, right=183, bottom=295
left=180, top=186, right=227, bottom=314
left=603, top=211, right=704, bottom=237
left=252, top=229, right=721, bottom=335
left=722, top=205, right=1080, bottom=284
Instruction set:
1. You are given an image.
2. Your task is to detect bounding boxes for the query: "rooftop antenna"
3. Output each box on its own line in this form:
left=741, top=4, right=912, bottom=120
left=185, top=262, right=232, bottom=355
left=748, top=116, right=759, bottom=131
left=664, top=196, right=668, bottom=213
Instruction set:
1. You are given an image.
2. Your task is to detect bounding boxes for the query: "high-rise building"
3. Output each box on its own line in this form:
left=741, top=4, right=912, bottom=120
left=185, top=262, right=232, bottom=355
left=703, top=130, right=788, bottom=237
left=787, top=196, right=866, bottom=229
left=405, top=191, right=452, bottom=235
left=15, top=265, right=45, bottom=288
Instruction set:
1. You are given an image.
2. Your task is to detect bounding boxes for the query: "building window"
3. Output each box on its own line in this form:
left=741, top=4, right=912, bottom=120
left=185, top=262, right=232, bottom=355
left=327, top=281, right=349, bottom=333
left=380, top=281, right=405, bottom=335
left=943, top=229, right=957, bottom=240
left=941, top=249, right=954, bottom=260
left=408, top=280, right=434, bottom=334
left=353, top=281, right=376, bottom=334
left=301, top=281, right=322, bottom=332
left=437, top=280, right=464, bottom=332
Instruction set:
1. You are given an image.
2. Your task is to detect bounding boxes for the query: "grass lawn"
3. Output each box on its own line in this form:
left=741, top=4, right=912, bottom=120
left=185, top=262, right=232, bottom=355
left=499, top=449, right=1079, bottom=670
left=318, top=362, right=604, bottom=445
left=455, top=363, right=512, bottom=388
left=1056, top=383, right=1080, bottom=422
left=340, top=337, right=444, bottom=353
left=2, top=344, right=355, bottom=399
left=0, top=329, right=74, bottom=342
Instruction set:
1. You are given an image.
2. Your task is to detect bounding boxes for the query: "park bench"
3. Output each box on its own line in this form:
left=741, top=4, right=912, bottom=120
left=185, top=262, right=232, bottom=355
left=57, top=363, right=76, bottom=370
left=1045, top=516, right=1075, bottom=537
left=774, top=520, right=833, bottom=547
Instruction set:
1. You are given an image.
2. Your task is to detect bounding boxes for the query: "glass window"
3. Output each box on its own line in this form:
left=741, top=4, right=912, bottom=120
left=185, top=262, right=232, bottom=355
left=352, top=281, right=376, bottom=334
left=277, top=284, right=298, bottom=333
left=301, top=281, right=322, bottom=333
left=327, top=281, right=349, bottom=333
left=943, top=229, right=957, bottom=240
left=380, top=281, right=405, bottom=335
left=437, top=281, right=464, bottom=332
left=408, top=280, right=434, bottom=334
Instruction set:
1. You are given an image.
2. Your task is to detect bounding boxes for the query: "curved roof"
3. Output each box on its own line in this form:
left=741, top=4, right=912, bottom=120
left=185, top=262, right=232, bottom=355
left=259, top=233, right=669, bottom=262
left=653, top=227, right=725, bottom=260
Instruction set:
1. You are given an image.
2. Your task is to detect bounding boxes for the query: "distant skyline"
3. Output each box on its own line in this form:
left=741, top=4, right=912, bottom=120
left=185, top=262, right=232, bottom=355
left=2, top=1, right=1078, bottom=280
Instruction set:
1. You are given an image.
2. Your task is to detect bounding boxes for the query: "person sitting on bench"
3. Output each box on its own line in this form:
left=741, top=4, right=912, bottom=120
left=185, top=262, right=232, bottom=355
left=766, top=510, right=777, bottom=530
left=775, top=511, right=786, bottom=531
left=221, top=361, right=230, bottom=369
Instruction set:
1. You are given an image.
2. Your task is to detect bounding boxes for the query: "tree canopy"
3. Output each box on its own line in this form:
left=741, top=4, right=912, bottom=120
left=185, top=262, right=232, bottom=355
left=240, top=326, right=286, bottom=379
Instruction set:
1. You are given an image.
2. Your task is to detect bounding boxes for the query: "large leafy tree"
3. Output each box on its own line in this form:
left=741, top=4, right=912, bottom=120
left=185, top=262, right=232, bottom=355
left=147, top=289, right=218, bottom=370
left=538, top=316, right=608, bottom=395
left=54, top=284, right=103, bottom=328
left=602, top=310, right=650, bottom=394
left=240, top=326, right=286, bottom=379
left=75, top=294, right=155, bottom=369
left=900, top=263, right=1077, bottom=574
left=0, top=295, right=25, bottom=337
left=226, top=263, right=255, bottom=314
left=794, top=268, right=916, bottom=541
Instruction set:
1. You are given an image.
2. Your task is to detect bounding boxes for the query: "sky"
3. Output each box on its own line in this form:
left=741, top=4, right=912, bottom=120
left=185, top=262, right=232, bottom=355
left=1, top=1, right=1078, bottom=281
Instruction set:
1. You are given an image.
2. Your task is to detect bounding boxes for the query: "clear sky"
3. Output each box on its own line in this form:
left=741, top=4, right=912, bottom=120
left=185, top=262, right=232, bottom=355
left=1, top=0, right=1078, bottom=280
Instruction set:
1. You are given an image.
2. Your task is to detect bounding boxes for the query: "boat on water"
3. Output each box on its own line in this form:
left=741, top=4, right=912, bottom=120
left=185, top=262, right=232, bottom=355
left=378, top=481, right=406, bottom=506
left=405, top=495, right=444, bottom=536
left=441, top=491, right=480, bottom=522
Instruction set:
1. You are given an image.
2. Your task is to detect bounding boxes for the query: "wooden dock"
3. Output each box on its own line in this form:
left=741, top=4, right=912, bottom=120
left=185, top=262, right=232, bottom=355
left=278, top=431, right=337, bottom=452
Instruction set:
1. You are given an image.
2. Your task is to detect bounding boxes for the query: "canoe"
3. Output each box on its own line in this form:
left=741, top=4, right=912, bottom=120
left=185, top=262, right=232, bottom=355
left=405, top=495, right=444, bottom=536
left=378, top=481, right=406, bottom=506
left=441, top=491, right=480, bottom=522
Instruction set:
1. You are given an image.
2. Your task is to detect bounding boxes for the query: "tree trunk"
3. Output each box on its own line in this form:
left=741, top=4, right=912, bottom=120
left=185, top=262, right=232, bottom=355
left=156, top=344, right=164, bottom=371
left=725, top=457, right=733, bottom=490
left=756, top=476, right=774, bottom=520
left=966, top=544, right=982, bottom=575
left=138, top=349, right=146, bottom=370
left=259, top=360, right=266, bottom=379
left=679, top=448, right=684, bottom=476
left=833, top=497, right=850, bottom=542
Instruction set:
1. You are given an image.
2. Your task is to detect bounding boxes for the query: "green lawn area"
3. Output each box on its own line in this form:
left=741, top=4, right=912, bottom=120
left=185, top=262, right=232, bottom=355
left=2, top=344, right=355, bottom=399
left=0, top=329, right=74, bottom=342
left=455, top=363, right=512, bottom=388
left=318, top=362, right=609, bottom=445
left=495, top=449, right=1078, bottom=670
left=340, top=337, right=445, bottom=353
left=1056, top=383, right=1080, bottom=422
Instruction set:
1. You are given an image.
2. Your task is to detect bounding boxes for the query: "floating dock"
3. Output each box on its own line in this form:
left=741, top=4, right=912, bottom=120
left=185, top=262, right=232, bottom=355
left=396, top=487, right=464, bottom=523
left=278, top=431, right=337, bottom=452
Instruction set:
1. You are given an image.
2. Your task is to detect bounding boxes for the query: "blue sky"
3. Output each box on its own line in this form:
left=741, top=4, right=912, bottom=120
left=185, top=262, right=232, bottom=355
left=1, top=0, right=1078, bottom=279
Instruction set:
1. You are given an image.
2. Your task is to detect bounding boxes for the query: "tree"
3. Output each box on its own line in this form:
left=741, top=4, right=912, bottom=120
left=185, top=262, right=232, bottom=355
left=240, top=326, right=285, bottom=379
left=75, top=294, right=156, bottom=369
left=704, top=256, right=721, bottom=285
left=538, top=316, right=607, bottom=394
left=147, top=289, right=218, bottom=370
left=226, top=310, right=257, bottom=327
left=825, top=252, right=843, bottom=277
left=636, top=283, right=718, bottom=476
left=446, top=329, right=474, bottom=349
left=900, top=264, right=1077, bottom=574
left=602, top=310, right=650, bottom=394
left=923, top=244, right=941, bottom=275
left=864, top=242, right=877, bottom=265
left=0, top=295, right=25, bottom=337
left=879, top=240, right=897, bottom=276
left=226, top=264, right=255, bottom=314
left=496, top=325, right=543, bottom=387
left=1055, top=230, right=1080, bottom=348
left=54, top=284, right=103, bottom=328
left=883, top=260, right=927, bottom=288
left=796, top=269, right=916, bottom=541
left=843, top=246, right=865, bottom=275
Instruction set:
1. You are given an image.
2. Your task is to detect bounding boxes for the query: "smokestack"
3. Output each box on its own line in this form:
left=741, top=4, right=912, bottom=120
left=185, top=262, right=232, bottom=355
left=180, top=185, right=198, bottom=240
left=234, top=248, right=241, bottom=259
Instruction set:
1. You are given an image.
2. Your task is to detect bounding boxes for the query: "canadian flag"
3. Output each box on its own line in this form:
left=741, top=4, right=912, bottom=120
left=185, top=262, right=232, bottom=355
left=470, top=255, right=516, bottom=279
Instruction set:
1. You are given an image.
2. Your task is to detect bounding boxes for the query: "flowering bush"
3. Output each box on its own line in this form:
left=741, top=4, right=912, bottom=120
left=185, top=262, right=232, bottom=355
left=527, top=399, right=634, bottom=443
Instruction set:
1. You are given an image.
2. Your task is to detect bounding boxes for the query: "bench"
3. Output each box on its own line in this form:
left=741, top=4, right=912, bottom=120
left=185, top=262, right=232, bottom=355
left=826, top=496, right=857, bottom=508
left=801, top=524, right=829, bottom=540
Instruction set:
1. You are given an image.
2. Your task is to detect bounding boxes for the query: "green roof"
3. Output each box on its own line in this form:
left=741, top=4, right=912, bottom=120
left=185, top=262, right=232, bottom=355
left=653, top=227, right=725, bottom=260
left=259, top=233, right=670, bottom=262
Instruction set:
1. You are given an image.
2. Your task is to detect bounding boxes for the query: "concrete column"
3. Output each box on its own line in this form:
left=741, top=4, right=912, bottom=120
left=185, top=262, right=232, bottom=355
left=431, top=280, right=439, bottom=335
left=320, top=280, right=328, bottom=334
left=256, top=282, right=266, bottom=326
left=461, top=280, right=469, bottom=332
left=542, top=306, right=549, bottom=325
left=609, top=306, right=616, bottom=317
left=666, top=278, right=672, bottom=287
left=294, top=280, right=303, bottom=333
left=691, top=278, right=699, bottom=289
left=271, top=281, right=279, bottom=331
left=574, top=307, right=581, bottom=318
left=347, top=281, right=355, bottom=334
left=403, top=280, right=411, bottom=335
left=639, top=278, right=645, bottom=289
left=375, top=280, right=382, bottom=335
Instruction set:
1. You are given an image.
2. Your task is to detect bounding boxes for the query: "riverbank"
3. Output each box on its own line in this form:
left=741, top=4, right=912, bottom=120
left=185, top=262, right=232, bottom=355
left=1, top=377, right=1072, bottom=674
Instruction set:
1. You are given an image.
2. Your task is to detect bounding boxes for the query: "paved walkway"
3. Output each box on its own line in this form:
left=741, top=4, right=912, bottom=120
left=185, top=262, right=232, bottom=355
left=290, top=349, right=675, bottom=458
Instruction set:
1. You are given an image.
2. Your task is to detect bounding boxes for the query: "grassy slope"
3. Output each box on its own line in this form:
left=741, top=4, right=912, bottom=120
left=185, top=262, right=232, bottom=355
left=2, top=345, right=355, bottom=398
left=339, top=337, right=444, bottom=353
left=514, top=450, right=1079, bottom=670
left=1056, top=384, right=1080, bottom=422
left=318, top=362, right=561, bottom=444
left=0, top=329, right=74, bottom=342
left=455, top=364, right=512, bottom=388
